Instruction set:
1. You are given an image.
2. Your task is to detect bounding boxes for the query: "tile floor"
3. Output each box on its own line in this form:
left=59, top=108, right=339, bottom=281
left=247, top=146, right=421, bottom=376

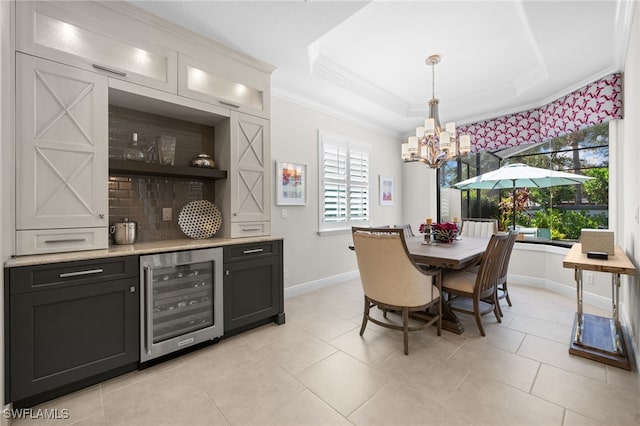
left=12, top=280, right=640, bottom=426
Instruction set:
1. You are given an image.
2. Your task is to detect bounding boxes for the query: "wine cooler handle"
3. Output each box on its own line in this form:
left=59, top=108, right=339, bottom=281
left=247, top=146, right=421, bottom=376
left=144, top=266, right=153, bottom=356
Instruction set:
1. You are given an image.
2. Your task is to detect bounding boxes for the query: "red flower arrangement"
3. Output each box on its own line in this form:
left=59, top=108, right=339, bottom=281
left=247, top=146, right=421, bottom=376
left=431, top=222, right=459, bottom=243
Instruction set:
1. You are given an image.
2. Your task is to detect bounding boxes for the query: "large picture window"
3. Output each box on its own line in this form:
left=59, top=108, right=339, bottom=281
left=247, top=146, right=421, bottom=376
left=440, top=123, right=609, bottom=242
left=318, top=131, right=370, bottom=233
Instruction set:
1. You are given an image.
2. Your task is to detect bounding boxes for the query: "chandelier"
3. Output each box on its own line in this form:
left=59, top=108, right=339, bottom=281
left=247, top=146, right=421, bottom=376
left=401, top=55, right=471, bottom=168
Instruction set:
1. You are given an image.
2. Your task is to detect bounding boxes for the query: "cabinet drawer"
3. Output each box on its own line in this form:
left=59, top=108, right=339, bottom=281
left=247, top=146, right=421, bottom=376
left=230, top=222, right=271, bottom=238
left=9, top=256, right=138, bottom=295
left=224, top=241, right=281, bottom=262
left=16, top=228, right=109, bottom=256
left=16, top=1, right=177, bottom=93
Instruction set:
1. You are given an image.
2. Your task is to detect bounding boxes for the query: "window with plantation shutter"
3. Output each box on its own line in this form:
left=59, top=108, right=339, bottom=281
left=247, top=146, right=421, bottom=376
left=318, top=131, right=370, bottom=233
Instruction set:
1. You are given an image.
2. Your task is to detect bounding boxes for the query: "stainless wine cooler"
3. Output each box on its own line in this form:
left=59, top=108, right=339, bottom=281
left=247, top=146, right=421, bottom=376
left=139, top=248, right=223, bottom=362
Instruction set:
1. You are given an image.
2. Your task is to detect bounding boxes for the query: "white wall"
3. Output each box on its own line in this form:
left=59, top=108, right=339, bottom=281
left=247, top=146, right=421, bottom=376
left=619, top=1, right=640, bottom=364
left=509, top=244, right=614, bottom=311
left=270, top=97, right=403, bottom=294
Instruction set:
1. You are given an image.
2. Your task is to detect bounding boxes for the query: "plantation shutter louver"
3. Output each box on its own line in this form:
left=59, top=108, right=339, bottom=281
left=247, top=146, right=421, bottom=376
left=319, top=131, right=370, bottom=232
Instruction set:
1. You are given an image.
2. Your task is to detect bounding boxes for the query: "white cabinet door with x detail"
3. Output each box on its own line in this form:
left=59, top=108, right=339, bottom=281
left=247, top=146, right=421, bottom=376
left=230, top=112, right=270, bottom=223
left=16, top=53, right=108, bottom=231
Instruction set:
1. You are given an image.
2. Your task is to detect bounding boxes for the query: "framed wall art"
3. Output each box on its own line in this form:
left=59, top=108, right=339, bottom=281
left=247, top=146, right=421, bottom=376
left=276, top=161, right=307, bottom=205
left=379, top=175, right=394, bottom=206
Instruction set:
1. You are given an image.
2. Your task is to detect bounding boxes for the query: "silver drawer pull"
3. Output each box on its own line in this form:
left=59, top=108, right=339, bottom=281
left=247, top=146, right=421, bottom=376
left=243, top=248, right=264, bottom=254
left=219, top=100, right=240, bottom=109
left=92, top=64, right=127, bottom=76
left=60, top=268, right=104, bottom=278
left=241, top=228, right=261, bottom=232
left=45, top=238, right=87, bottom=243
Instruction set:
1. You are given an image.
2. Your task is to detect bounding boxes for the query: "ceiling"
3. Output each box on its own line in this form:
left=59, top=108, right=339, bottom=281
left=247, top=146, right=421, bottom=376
left=129, top=0, right=635, bottom=138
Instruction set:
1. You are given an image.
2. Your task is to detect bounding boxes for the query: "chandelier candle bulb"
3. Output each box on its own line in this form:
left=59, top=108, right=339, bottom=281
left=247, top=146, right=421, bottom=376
left=401, top=143, right=410, bottom=159
left=460, top=134, right=471, bottom=152
left=408, top=136, right=419, bottom=152
left=416, top=126, right=425, bottom=138
left=425, top=118, right=435, bottom=133
left=439, top=132, right=450, bottom=149
left=446, top=122, right=456, bottom=136
left=420, top=146, right=428, bottom=158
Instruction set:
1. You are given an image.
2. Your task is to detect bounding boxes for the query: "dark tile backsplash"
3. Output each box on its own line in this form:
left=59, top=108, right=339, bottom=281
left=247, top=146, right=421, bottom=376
left=108, top=106, right=218, bottom=242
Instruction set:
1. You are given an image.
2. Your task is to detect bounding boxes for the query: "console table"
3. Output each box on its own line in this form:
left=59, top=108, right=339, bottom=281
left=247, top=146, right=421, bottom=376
left=562, top=243, right=636, bottom=370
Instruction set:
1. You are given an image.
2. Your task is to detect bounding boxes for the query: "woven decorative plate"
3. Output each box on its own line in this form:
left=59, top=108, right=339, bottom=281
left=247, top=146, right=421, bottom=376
left=178, top=200, right=222, bottom=239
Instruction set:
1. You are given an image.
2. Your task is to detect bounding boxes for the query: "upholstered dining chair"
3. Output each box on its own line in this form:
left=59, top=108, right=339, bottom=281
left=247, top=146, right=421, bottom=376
left=351, top=227, right=442, bottom=355
left=461, top=218, right=498, bottom=238
left=441, top=232, right=511, bottom=336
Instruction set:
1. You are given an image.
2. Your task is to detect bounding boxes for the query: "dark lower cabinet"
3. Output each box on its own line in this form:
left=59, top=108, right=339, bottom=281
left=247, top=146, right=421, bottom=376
left=223, top=240, right=284, bottom=335
left=6, top=256, right=139, bottom=406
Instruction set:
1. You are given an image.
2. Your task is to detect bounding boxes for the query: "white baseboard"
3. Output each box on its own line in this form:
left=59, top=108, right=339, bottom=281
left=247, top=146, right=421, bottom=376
left=284, top=270, right=359, bottom=299
left=508, top=273, right=612, bottom=311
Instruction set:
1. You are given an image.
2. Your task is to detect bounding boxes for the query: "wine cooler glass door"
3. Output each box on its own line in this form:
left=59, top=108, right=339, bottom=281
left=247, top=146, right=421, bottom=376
left=141, top=248, right=223, bottom=362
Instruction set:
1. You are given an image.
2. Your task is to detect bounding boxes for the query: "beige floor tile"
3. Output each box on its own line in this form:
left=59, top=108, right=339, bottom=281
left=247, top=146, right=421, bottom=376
left=245, top=389, right=351, bottom=426
left=233, top=321, right=298, bottom=350
left=375, top=349, right=469, bottom=405
left=11, top=385, right=103, bottom=426
left=455, top=316, right=525, bottom=353
left=517, top=334, right=606, bottom=382
left=445, top=371, right=565, bottom=426
left=532, top=364, right=640, bottom=425
left=563, top=410, right=609, bottom=426
left=260, top=329, right=338, bottom=374
left=181, top=336, right=269, bottom=385
left=102, top=365, right=227, bottom=426
left=328, top=325, right=401, bottom=366
left=299, top=312, right=360, bottom=342
left=606, top=364, right=640, bottom=391
left=508, top=314, right=574, bottom=344
left=202, top=358, right=305, bottom=425
left=447, top=339, right=540, bottom=392
left=295, top=351, right=389, bottom=417
left=100, top=368, right=157, bottom=395
left=349, top=381, right=472, bottom=426
left=68, top=412, right=106, bottom=426
left=410, top=329, right=469, bottom=361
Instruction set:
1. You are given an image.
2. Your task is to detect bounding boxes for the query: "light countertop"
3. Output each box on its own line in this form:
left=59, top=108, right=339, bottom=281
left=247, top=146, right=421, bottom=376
left=4, top=236, right=283, bottom=268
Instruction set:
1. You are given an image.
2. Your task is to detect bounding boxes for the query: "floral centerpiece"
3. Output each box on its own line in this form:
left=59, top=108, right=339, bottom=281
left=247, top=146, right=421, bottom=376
left=431, top=222, right=459, bottom=243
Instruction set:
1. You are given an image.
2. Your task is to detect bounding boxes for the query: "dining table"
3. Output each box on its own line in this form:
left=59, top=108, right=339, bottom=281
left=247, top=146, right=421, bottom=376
left=404, top=235, right=491, bottom=334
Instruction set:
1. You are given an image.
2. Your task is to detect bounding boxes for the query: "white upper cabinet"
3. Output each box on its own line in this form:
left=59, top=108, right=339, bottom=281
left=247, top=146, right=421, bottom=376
left=16, top=1, right=177, bottom=93
left=15, top=53, right=108, bottom=254
left=178, top=53, right=270, bottom=118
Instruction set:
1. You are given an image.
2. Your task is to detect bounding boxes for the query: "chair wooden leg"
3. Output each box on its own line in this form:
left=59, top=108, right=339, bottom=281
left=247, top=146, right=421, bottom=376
left=504, top=283, right=513, bottom=306
left=402, top=307, right=409, bottom=355
left=495, top=292, right=504, bottom=317
left=473, top=298, right=485, bottom=336
left=493, top=302, right=502, bottom=323
left=360, top=296, right=369, bottom=336
left=436, top=297, right=442, bottom=337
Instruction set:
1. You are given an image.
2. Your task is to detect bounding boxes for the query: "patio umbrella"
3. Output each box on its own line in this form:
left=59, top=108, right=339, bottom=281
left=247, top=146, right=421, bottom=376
left=454, top=163, right=594, bottom=230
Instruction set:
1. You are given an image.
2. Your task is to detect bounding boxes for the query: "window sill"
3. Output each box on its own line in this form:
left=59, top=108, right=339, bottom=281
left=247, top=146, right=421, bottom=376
left=317, top=229, right=352, bottom=236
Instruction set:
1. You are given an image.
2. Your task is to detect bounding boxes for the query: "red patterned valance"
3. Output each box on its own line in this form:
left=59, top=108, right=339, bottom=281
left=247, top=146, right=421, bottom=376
left=458, top=73, right=622, bottom=153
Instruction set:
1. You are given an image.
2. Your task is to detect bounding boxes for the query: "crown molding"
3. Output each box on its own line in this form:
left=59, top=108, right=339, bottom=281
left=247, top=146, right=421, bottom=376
left=310, top=54, right=410, bottom=117
left=271, top=86, right=403, bottom=139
